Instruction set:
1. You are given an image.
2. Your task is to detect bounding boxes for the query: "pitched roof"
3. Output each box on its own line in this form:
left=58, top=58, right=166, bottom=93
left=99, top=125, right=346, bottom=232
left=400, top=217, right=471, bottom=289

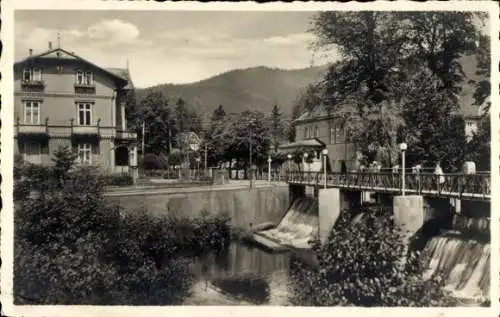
left=106, top=67, right=134, bottom=90
left=15, top=48, right=129, bottom=88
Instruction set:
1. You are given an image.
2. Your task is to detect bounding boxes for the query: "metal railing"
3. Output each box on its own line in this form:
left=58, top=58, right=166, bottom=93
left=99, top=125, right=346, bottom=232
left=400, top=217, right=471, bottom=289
left=277, top=171, right=490, bottom=200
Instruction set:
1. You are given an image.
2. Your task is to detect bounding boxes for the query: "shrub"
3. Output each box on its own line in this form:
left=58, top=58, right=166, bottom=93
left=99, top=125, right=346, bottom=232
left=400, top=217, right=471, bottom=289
left=141, top=153, right=167, bottom=170
left=289, top=205, right=450, bottom=307
left=101, top=174, right=134, bottom=186
left=15, top=151, right=232, bottom=305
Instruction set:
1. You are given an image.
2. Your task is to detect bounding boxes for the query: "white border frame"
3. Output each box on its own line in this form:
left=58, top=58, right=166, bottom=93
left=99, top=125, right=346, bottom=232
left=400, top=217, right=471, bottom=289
left=1, top=1, right=499, bottom=317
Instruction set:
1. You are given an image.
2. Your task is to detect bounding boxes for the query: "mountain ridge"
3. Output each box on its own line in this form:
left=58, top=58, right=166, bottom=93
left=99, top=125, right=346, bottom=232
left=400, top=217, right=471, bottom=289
left=135, top=64, right=329, bottom=118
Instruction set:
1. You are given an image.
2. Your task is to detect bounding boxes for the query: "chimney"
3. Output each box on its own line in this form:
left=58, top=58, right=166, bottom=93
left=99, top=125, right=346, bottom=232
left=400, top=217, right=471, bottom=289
left=29, top=49, right=33, bottom=56
left=48, top=41, right=53, bottom=50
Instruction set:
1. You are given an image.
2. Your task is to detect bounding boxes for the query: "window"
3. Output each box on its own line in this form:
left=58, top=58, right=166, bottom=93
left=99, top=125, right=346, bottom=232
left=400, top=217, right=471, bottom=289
left=22, top=68, right=42, bottom=82
left=303, top=127, right=307, bottom=139
left=23, top=142, right=42, bottom=164
left=76, top=71, right=93, bottom=85
left=78, top=143, right=92, bottom=164
left=24, top=101, right=40, bottom=124
left=336, top=125, right=345, bottom=143
left=78, top=103, right=92, bottom=125
left=330, top=127, right=335, bottom=144
left=314, top=126, right=319, bottom=138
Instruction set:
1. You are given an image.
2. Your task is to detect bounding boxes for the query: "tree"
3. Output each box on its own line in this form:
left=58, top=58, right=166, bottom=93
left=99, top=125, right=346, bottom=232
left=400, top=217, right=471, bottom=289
left=174, top=98, right=189, bottom=134
left=472, top=34, right=491, bottom=107
left=289, top=206, right=449, bottom=306
left=310, top=11, right=482, bottom=167
left=139, top=91, right=173, bottom=155
left=269, top=104, right=285, bottom=152
left=227, top=110, right=271, bottom=170
left=400, top=69, right=466, bottom=170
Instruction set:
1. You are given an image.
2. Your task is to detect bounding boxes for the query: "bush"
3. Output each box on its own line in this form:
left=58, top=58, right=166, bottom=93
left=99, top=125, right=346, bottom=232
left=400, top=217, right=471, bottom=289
left=101, top=174, right=134, bottom=186
left=141, top=153, right=167, bottom=170
left=15, top=150, right=232, bottom=305
left=289, top=205, right=450, bottom=307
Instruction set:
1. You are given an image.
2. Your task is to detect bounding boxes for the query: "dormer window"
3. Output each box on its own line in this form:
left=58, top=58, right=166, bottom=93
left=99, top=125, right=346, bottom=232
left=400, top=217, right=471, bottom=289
left=76, top=71, right=93, bottom=85
left=23, top=68, right=42, bottom=82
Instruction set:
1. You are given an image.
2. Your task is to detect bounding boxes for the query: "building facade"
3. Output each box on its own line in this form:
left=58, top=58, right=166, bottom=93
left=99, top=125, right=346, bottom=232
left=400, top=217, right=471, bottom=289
left=279, top=106, right=358, bottom=172
left=14, top=45, right=138, bottom=178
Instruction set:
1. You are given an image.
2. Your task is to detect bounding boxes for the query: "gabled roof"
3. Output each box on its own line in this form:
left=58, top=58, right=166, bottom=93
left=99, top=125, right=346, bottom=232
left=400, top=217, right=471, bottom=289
left=15, top=48, right=129, bottom=87
left=106, top=67, right=134, bottom=90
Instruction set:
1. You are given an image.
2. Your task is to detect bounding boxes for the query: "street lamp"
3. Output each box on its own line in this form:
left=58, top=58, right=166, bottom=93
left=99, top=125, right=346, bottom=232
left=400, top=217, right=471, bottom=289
left=322, top=149, right=328, bottom=189
left=303, top=152, right=309, bottom=172
left=196, top=157, right=201, bottom=180
left=287, top=154, right=293, bottom=181
left=399, top=142, right=408, bottom=196
left=267, top=156, right=272, bottom=186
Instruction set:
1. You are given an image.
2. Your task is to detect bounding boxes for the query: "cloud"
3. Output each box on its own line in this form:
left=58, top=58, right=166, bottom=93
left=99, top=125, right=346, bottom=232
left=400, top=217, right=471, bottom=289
left=262, top=33, right=315, bottom=46
left=85, top=19, right=141, bottom=45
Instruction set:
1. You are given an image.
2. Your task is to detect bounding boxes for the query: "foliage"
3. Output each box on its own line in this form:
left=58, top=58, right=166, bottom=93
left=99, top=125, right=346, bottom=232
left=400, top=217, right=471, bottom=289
left=14, top=151, right=232, bottom=305
left=466, top=115, right=490, bottom=171
left=101, top=174, right=134, bottom=187
left=141, top=153, right=168, bottom=170
left=310, top=11, right=482, bottom=169
left=269, top=103, right=285, bottom=152
left=472, top=34, right=491, bottom=107
left=139, top=91, right=174, bottom=155
left=289, top=206, right=450, bottom=306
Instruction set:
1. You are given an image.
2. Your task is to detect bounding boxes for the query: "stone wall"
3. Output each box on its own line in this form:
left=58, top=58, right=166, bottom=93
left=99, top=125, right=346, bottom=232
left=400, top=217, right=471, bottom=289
left=106, top=187, right=290, bottom=230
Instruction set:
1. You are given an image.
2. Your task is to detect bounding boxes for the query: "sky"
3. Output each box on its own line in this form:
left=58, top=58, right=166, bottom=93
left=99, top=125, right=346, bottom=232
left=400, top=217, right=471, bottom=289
left=15, top=11, right=336, bottom=88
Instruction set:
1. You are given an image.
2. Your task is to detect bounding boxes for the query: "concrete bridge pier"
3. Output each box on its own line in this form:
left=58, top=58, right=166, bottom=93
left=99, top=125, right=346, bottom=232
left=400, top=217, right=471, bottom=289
left=393, top=196, right=454, bottom=246
left=318, top=188, right=361, bottom=244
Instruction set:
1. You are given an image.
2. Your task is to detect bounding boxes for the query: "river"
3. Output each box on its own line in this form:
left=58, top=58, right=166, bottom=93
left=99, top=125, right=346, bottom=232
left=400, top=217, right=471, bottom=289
left=182, top=241, right=298, bottom=305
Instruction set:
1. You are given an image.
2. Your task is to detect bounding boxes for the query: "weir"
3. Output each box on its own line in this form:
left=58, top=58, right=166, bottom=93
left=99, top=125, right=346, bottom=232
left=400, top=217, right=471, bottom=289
left=250, top=184, right=490, bottom=301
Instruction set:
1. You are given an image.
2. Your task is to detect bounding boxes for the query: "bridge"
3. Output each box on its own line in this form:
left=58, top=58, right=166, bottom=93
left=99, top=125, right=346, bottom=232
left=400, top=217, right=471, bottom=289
left=259, top=171, right=491, bottom=201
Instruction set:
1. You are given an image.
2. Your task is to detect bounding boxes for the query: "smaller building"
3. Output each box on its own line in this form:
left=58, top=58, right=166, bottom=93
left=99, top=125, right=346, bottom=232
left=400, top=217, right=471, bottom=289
left=279, top=105, right=358, bottom=172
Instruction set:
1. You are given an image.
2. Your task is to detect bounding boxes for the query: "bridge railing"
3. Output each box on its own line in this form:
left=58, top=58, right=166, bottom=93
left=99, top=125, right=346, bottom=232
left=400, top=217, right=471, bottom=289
left=285, top=171, right=490, bottom=198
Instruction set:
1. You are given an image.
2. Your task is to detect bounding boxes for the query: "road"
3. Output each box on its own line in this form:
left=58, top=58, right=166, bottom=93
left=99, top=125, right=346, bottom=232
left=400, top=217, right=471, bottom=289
left=103, top=180, right=288, bottom=197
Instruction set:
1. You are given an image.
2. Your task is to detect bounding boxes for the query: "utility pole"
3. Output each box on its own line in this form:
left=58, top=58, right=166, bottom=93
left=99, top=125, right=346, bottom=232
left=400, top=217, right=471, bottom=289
left=249, top=131, right=253, bottom=188
left=204, top=143, right=208, bottom=172
left=141, top=121, right=145, bottom=156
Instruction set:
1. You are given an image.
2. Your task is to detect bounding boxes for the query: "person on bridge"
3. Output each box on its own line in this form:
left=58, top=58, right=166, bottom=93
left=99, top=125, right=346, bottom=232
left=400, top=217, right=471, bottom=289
left=434, top=162, right=445, bottom=190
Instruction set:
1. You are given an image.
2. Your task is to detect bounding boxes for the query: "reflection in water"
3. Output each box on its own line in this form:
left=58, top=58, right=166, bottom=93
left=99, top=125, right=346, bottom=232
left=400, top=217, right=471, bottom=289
left=183, top=242, right=293, bottom=305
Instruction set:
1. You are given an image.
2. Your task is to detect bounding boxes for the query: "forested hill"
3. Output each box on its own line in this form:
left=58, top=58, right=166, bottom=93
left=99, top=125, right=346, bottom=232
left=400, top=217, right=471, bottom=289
left=135, top=65, right=329, bottom=117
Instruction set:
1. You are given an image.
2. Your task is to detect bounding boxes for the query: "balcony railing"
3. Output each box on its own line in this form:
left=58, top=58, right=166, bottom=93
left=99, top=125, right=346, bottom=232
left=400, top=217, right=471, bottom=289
left=15, top=117, right=49, bottom=136
left=21, top=80, right=45, bottom=89
left=116, top=130, right=137, bottom=140
left=74, top=82, right=96, bottom=94
left=71, top=118, right=100, bottom=137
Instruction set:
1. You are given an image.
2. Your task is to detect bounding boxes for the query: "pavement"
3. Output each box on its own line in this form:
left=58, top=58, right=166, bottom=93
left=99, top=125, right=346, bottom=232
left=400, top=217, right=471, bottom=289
left=103, top=180, right=288, bottom=197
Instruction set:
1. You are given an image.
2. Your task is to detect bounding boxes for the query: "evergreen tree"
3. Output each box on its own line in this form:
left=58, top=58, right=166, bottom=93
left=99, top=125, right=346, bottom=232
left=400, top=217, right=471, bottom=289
left=270, top=103, right=285, bottom=152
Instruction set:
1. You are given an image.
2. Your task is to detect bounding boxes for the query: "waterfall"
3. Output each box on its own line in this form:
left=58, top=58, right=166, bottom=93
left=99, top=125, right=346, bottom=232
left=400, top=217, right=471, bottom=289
left=257, top=197, right=318, bottom=249
left=423, top=215, right=490, bottom=301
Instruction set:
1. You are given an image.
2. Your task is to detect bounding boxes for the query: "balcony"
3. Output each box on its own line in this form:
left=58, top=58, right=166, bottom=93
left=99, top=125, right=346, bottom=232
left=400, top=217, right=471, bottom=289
left=71, top=119, right=100, bottom=142
left=21, top=80, right=45, bottom=92
left=15, top=118, right=49, bottom=141
left=116, top=130, right=137, bottom=141
left=74, top=82, right=96, bottom=94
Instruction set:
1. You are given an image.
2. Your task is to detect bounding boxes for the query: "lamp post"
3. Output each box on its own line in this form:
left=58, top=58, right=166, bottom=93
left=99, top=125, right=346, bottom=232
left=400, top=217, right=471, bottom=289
left=303, top=152, right=309, bottom=184
left=322, top=149, right=328, bottom=189
left=196, top=157, right=201, bottom=180
left=399, top=142, right=407, bottom=196
left=287, top=154, right=292, bottom=181
left=267, top=156, right=272, bottom=186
